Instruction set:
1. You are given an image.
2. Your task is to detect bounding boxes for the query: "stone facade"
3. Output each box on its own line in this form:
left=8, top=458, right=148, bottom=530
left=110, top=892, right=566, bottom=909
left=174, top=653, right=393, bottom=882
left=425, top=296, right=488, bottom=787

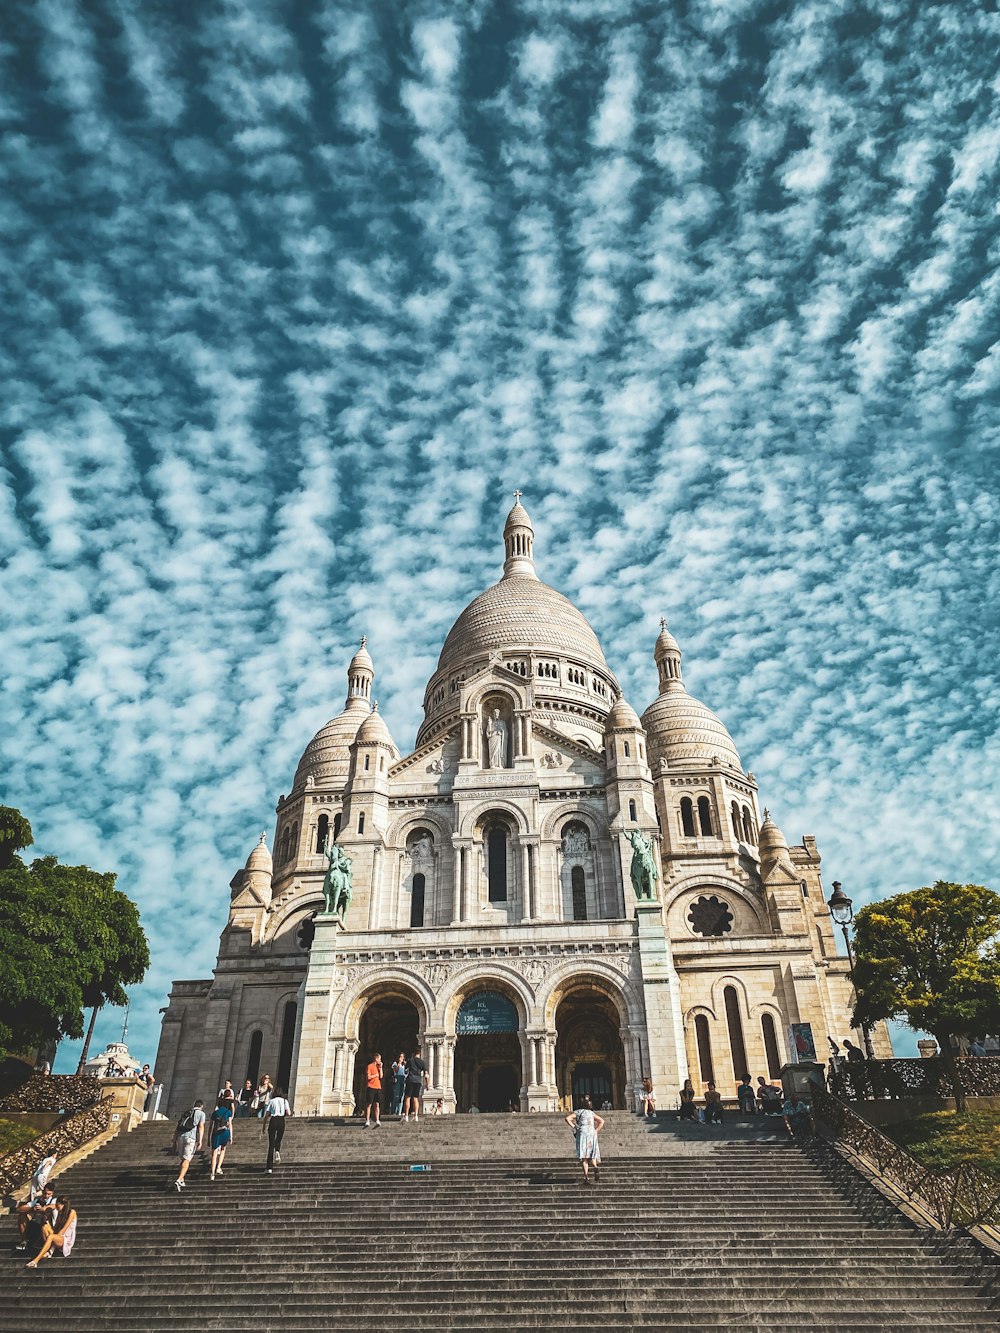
left=156, top=500, right=889, bottom=1116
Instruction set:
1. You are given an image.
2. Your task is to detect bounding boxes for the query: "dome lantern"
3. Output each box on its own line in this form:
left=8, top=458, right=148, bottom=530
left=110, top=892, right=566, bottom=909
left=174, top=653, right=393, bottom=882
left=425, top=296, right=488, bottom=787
left=347, top=636, right=374, bottom=709
left=503, top=491, right=537, bottom=579
left=655, top=617, right=683, bottom=692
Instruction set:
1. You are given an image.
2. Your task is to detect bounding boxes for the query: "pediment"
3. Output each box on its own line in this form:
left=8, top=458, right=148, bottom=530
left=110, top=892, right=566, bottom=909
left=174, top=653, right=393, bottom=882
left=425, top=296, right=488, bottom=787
left=532, top=722, right=606, bottom=777
left=391, top=726, right=461, bottom=778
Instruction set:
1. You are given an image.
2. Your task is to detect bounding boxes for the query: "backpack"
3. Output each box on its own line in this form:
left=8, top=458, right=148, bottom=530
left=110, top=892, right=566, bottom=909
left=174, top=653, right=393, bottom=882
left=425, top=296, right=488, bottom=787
left=176, top=1107, right=197, bottom=1136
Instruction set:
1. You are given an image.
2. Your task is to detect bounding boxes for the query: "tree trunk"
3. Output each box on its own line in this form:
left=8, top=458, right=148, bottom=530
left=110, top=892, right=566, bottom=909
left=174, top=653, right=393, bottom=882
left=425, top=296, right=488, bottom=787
left=76, top=1004, right=101, bottom=1075
left=936, top=1033, right=966, bottom=1114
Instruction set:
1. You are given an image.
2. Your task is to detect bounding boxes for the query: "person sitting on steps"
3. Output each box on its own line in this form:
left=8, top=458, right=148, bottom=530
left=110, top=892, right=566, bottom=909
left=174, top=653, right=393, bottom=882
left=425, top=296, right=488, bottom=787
left=703, top=1081, right=724, bottom=1123
left=16, top=1184, right=57, bottom=1255
left=25, top=1196, right=76, bottom=1268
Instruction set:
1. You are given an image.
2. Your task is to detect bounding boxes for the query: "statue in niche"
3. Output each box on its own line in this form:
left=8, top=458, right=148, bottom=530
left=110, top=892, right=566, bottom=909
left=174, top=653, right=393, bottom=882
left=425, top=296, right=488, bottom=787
left=409, top=834, right=433, bottom=861
left=561, top=827, right=589, bottom=857
left=627, top=829, right=658, bottom=901
left=484, top=707, right=510, bottom=768
left=320, top=835, right=353, bottom=921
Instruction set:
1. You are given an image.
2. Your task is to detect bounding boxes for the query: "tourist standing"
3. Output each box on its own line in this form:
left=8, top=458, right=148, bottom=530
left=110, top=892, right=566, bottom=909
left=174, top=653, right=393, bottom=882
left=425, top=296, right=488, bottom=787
left=263, top=1087, right=292, bottom=1172
left=364, top=1053, right=383, bottom=1128
left=173, top=1099, right=206, bottom=1191
left=403, top=1045, right=428, bottom=1122
left=391, top=1052, right=407, bottom=1115
left=255, top=1074, right=273, bottom=1117
left=24, top=1196, right=77, bottom=1268
left=209, top=1096, right=234, bottom=1179
left=677, top=1079, right=698, bottom=1121
left=566, top=1095, right=605, bottom=1183
left=237, top=1079, right=256, bottom=1118
left=842, top=1039, right=867, bottom=1098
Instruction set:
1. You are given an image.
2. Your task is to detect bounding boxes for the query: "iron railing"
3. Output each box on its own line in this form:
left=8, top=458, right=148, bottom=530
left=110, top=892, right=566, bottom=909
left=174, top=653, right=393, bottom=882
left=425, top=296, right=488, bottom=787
left=810, top=1078, right=1000, bottom=1230
left=829, top=1055, right=1000, bottom=1100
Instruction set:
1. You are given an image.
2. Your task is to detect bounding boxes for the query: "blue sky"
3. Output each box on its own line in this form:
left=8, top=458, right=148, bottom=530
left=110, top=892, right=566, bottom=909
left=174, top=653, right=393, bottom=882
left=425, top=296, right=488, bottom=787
left=2, top=1, right=998, bottom=1073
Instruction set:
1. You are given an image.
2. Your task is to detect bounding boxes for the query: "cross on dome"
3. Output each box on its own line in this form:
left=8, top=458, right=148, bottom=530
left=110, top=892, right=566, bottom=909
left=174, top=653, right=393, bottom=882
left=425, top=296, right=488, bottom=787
left=513, top=488, right=522, bottom=502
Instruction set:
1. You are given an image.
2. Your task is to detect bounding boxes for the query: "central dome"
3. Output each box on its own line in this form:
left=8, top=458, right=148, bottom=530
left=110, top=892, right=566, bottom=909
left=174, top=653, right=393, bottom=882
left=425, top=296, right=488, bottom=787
left=437, top=575, right=610, bottom=675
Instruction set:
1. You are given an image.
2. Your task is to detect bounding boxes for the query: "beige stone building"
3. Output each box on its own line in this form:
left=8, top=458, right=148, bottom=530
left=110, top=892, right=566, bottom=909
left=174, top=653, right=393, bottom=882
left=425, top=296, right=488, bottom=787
left=156, top=499, right=889, bottom=1115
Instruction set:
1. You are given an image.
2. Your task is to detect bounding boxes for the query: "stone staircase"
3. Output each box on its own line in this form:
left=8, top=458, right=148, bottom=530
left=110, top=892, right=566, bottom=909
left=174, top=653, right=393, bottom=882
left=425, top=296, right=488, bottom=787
left=2, top=1111, right=998, bottom=1331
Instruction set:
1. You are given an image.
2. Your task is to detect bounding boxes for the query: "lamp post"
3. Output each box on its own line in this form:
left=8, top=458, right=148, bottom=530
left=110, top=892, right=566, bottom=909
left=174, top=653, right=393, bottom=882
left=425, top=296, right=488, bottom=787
left=827, top=881, right=875, bottom=1060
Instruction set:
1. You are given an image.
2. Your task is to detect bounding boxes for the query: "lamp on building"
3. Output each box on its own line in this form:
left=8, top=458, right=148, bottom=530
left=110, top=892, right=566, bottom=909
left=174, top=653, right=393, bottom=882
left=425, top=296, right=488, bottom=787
left=827, top=881, right=874, bottom=1060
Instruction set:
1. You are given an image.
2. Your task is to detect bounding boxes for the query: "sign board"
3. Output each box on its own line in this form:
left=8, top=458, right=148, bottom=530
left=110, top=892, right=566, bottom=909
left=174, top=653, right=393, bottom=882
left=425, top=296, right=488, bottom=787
left=788, top=1022, right=816, bottom=1062
left=456, top=991, right=518, bottom=1035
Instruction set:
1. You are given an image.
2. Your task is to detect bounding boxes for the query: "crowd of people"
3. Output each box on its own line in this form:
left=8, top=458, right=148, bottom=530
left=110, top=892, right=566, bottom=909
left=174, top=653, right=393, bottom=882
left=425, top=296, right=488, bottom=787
left=171, top=1073, right=293, bottom=1189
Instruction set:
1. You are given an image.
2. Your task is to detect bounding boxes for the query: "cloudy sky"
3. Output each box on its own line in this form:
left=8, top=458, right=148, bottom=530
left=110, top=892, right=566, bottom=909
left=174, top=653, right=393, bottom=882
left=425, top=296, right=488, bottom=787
left=2, top=0, right=998, bottom=1072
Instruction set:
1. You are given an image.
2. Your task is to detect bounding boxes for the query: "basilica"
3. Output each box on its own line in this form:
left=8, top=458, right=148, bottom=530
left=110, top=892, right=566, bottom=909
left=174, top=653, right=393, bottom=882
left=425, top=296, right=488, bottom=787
left=156, top=499, right=888, bottom=1116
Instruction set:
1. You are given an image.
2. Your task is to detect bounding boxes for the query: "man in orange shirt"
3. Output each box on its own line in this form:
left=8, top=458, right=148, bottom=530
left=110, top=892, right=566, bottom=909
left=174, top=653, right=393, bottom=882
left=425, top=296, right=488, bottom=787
left=364, top=1052, right=383, bottom=1128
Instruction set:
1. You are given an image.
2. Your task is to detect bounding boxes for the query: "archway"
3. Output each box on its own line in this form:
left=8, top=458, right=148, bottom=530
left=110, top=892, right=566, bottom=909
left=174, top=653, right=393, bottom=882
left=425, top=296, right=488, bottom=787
left=554, top=987, right=627, bottom=1110
left=453, top=989, right=522, bottom=1112
left=353, top=993, right=421, bottom=1115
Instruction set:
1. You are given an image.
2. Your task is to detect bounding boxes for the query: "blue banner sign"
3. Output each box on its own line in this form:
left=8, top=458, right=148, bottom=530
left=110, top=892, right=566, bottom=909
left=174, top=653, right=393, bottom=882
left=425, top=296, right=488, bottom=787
left=456, top=990, right=518, bottom=1035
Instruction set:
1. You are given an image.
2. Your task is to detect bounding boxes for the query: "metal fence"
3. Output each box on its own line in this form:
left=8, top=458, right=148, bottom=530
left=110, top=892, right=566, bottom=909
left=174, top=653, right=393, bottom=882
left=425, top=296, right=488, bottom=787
left=810, top=1078, right=1000, bottom=1230
left=829, top=1056, right=1000, bottom=1101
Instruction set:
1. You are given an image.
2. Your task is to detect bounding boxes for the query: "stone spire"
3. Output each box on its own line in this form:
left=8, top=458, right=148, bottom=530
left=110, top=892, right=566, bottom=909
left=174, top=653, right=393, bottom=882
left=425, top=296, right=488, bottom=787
left=345, top=636, right=375, bottom=710
left=502, top=491, right=537, bottom=579
left=654, top=617, right=683, bottom=692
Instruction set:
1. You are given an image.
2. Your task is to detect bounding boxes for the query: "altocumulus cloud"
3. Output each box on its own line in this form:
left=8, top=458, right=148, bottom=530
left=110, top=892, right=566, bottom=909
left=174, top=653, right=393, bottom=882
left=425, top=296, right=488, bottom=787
left=0, top=0, right=998, bottom=1068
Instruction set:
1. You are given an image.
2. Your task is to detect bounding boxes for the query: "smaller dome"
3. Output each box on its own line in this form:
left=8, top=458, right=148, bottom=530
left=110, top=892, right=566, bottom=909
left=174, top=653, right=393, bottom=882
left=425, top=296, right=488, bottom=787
left=654, top=618, right=681, bottom=660
left=356, top=704, right=396, bottom=750
left=757, top=809, right=794, bottom=875
left=245, top=831, right=272, bottom=873
left=641, top=689, right=742, bottom=768
left=606, top=694, right=642, bottom=731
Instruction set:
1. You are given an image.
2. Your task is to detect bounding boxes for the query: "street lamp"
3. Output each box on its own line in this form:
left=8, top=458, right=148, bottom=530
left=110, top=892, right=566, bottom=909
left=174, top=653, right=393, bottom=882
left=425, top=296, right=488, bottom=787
left=827, top=881, right=875, bottom=1060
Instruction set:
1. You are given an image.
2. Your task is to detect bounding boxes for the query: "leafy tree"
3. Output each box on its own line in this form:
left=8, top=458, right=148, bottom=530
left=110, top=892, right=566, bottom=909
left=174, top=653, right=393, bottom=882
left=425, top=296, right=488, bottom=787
left=851, top=881, right=1000, bottom=1112
left=0, top=808, right=150, bottom=1060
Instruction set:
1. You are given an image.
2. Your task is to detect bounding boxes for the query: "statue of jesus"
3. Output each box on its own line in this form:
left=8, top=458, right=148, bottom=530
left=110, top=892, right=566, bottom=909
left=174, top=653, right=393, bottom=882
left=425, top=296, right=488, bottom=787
left=485, top=708, right=509, bottom=768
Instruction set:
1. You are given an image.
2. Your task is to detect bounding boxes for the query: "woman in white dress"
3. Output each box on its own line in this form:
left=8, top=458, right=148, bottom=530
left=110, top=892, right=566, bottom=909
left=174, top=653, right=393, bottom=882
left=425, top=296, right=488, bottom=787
left=565, top=1095, right=605, bottom=1183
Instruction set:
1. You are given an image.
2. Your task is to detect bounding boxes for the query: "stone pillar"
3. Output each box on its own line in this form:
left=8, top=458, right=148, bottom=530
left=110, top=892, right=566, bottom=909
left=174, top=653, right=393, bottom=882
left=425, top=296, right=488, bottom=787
left=442, top=1037, right=457, bottom=1113
left=290, top=914, right=342, bottom=1114
left=634, top=899, right=687, bottom=1110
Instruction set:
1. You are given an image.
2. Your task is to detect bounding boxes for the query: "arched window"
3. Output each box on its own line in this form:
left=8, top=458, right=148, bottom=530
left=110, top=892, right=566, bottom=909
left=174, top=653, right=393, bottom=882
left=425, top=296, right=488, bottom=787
left=628, top=799, right=637, bottom=822
left=245, top=1030, right=263, bottom=1087
left=742, top=806, right=755, bottom=843
left=364, top=753, right=370, bottom=771
left=761, top=1013, right=782, bottom=1079
left=380, top=755, right=385, bottom=772
left=487, top=826, right=508, bottom=902
left=289, top=822, right=299, bottom=861
left=358, top=812, right=365, bottom=835
left=279, top=827, right=290, bottom=863
left=276, top=1000, right=297, bottom=1093
left=697, top=796, right=713, bottom=836
left=316, top=813, right=329, bottom=853
left=571, top=865, right=587, bottom=921
left=624, top=741, right=630, bottom=757
left=680, top=797, right=695, bottom=837
left=410, top=872, right=425, bottom=928
left=695, top=1014, right=714, bottom=1084
left=731, top=801, right=741, bottom=838
left=724, top=986, right=749, bottom=1081
left=333, top=812, right=342, bottom=839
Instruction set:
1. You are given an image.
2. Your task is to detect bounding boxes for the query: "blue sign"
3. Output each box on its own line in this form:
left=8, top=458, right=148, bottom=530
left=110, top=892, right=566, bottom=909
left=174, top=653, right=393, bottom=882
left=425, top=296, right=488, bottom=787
left=456, top=991, right=518, bottom=1035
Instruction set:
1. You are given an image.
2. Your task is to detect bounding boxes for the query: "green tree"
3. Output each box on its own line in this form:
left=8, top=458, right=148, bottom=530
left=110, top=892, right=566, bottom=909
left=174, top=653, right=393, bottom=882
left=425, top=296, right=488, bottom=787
left=851, top=881, right=1000, bottom=1112
left=0, top=808, right=150, bottom=1060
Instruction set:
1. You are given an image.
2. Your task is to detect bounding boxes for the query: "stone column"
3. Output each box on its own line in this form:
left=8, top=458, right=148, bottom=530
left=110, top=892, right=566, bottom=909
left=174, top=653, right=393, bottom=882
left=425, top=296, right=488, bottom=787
left=291, top=916, right=342, bottom=1114
left=442, top=1037, right=457, bottom=1113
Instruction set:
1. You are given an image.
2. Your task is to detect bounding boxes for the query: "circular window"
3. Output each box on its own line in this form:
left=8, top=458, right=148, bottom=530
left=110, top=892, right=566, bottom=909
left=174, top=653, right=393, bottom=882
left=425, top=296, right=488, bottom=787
left=687, top=895, right=734, bottom=937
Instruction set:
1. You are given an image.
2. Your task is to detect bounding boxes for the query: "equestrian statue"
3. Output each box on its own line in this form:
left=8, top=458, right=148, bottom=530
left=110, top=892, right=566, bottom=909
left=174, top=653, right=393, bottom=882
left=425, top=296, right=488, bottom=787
left=321, top=835, right=354, bottom=921
left=627, top=828, right=658, bottom=901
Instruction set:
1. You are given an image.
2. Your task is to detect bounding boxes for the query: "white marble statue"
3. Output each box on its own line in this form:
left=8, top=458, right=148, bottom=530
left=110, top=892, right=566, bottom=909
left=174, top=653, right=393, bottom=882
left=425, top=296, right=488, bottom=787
left=485, top=708, right=509, bottom=768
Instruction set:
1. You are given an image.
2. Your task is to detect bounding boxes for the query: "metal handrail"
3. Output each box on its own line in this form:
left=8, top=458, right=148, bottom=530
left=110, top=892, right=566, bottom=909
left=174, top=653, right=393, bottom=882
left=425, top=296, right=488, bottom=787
left=810, top=1078, right=1000, bottom=1230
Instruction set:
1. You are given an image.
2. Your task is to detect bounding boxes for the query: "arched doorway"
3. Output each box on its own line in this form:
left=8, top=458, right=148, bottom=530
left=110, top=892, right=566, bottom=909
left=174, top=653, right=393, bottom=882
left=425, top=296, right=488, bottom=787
left=353, top=993, right=421, bottom=1114
left=555, top=986, right=627, bottom=1110
left=453, top=990, right=522, bottom=1112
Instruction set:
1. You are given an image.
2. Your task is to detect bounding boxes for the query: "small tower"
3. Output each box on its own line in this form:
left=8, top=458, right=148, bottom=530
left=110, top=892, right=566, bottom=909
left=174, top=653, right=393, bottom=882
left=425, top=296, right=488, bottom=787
left=346, top=637, right=375, bottom=708
left=342, top=701, right=398, bottom=839
left=757, top=809, right=806, bottom=935
left=654, top=618, right=683, bottom=691
left=503, top=491, right=537, bottom=579
left=225, top=831, right=273, bottom=948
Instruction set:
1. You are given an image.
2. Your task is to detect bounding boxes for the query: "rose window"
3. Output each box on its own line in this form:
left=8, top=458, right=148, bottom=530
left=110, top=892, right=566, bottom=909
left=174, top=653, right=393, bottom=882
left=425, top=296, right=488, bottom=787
left=687, top=895, right=734, bottom=937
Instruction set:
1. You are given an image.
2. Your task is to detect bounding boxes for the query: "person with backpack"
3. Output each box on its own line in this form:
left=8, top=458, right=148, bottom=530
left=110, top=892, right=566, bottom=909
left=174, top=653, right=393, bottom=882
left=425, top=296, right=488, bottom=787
left=172, top=1099, right=206, bottom=1192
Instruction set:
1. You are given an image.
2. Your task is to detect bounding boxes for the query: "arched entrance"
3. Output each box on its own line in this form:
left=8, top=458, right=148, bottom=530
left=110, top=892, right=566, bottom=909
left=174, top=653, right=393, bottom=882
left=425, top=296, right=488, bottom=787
left=555, top=986, right=627, bottom=1110
left=453, top=990, right=522, bottom=1112
left=353, top=993, right=421, bottom=1114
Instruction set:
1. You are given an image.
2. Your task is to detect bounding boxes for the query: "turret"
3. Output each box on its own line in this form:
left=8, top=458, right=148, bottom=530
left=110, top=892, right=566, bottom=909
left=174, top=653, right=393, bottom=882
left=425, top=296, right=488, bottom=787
left=502, top=491, right=537, bottom=579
